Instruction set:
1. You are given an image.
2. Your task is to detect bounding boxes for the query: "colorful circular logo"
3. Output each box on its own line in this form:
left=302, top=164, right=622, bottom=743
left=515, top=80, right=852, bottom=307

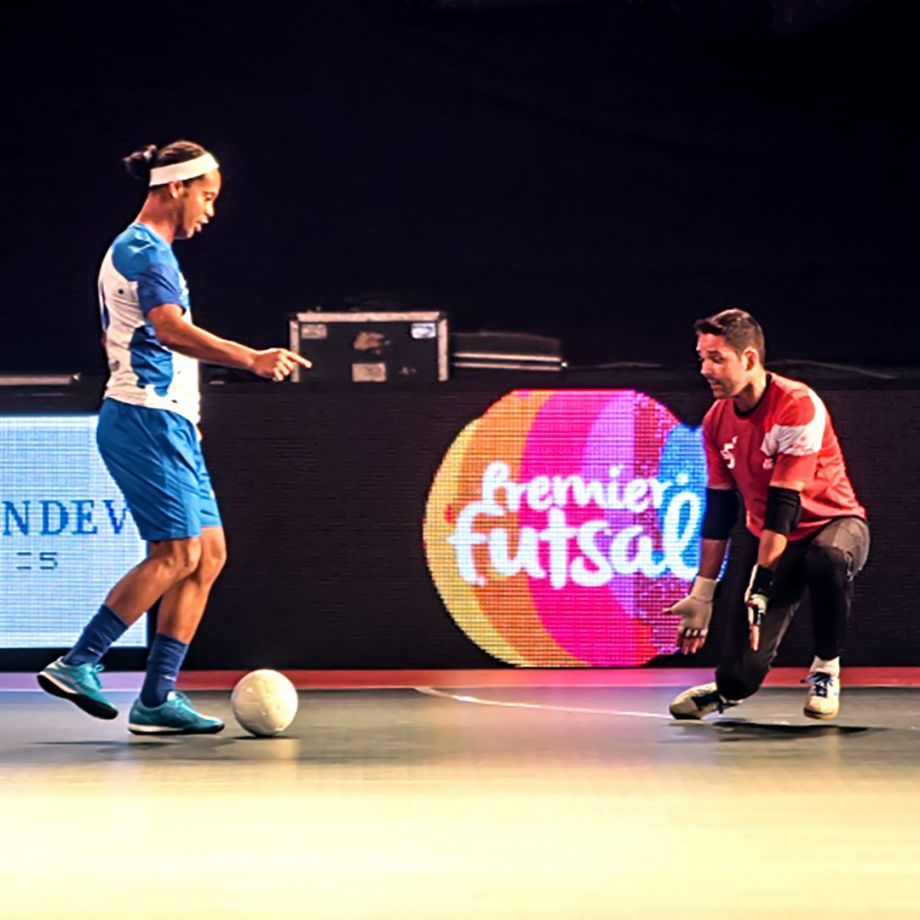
left=423, top=390, right=707, bottom=666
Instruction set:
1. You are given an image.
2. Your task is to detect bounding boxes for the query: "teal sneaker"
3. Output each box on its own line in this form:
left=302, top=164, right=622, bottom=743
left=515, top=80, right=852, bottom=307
left=36, top=657, right=118, bottom=720
left=128, top=691, right=224, bottom=735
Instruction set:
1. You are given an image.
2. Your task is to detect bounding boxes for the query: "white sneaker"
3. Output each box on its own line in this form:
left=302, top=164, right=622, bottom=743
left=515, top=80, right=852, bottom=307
left=669, top=682, right=736, bottom=720
left=802, top=672, right=840, bottom=720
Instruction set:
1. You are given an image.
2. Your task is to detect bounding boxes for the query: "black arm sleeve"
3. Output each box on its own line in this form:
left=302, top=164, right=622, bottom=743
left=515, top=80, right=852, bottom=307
left=701, top=488, right=739, bottom=540
left=763, top=486, right=802, bottom=534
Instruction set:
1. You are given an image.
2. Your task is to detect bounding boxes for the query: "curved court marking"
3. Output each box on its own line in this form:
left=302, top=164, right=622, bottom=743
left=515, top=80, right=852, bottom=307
left=414, top=686, right=671, bottom=719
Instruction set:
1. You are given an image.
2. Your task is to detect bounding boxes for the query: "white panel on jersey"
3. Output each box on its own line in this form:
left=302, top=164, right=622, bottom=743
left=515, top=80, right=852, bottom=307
left=761, top=389, right=827, bottom=457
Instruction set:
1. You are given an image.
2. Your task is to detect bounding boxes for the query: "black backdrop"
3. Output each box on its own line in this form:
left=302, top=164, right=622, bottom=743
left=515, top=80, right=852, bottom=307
left=2, top=0, right=918, bottom=374
left=3, top=1, right=918, bottom=670
left=170, top=374, right=915, bottom=670
left=1, top=373, right=916, bottom=669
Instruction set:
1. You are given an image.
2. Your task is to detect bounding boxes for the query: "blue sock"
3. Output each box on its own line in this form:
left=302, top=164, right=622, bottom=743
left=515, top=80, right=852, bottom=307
left=62, top=605, right=129, bottom=666
left=141, top=634, right=189, bottom=708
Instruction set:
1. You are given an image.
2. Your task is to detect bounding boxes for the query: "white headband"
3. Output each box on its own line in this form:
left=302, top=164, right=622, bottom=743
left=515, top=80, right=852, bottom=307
left=149, top=152, right=219, bottom=187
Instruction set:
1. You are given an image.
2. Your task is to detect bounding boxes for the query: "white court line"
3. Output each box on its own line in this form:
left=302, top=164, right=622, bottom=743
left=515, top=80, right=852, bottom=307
left=414, top=686, right=672, bottom=719
left=414, top=688, right=920, bottom=731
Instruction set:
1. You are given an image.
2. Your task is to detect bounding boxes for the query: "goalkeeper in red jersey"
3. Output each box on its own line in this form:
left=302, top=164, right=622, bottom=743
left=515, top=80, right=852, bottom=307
left=666, top=308, right=869, bottom=720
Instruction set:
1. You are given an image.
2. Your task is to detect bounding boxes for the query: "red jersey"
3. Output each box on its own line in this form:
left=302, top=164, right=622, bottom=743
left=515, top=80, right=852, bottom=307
left=702, top=373, right=865, bottom=540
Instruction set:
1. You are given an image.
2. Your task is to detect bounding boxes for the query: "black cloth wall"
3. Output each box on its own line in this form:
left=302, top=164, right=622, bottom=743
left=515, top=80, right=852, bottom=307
left=177, top=377, right=912, bottom=670
left=2, top=1, right=917, bottom=372
left=0, top=373, right=916, bottom=670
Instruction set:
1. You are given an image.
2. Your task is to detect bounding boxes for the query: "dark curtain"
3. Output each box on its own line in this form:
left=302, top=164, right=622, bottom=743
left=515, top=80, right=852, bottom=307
left=1, top=0, right=916, bottom=371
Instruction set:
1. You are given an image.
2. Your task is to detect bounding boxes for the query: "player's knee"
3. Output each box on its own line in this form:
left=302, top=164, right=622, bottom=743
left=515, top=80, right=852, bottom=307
left=804, top=543, right=850, bottom=581
left=717, top=673, right=763, bottom=702
left=197, top=541, right=227, bottom=584
left=158, top=538, right=202, bottom=581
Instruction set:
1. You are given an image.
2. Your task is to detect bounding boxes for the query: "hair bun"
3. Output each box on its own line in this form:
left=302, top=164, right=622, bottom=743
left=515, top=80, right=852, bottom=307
left=122, top=143, right=159, bottom=182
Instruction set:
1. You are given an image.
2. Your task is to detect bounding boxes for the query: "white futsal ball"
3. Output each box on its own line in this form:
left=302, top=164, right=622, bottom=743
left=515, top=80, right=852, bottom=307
left=231, top=669, right=298, bottom=737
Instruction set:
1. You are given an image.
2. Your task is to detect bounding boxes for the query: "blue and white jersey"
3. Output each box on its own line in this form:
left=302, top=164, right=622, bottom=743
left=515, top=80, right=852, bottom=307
left=98, top=222, right=200, bottom=425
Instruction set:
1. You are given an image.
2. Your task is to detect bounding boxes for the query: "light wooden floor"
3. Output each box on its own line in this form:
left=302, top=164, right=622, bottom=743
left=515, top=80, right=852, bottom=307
left=3, top=683, right=920, bottom=919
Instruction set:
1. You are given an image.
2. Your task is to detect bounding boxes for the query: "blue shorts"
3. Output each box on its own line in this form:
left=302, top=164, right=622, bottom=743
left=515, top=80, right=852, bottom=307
left=96, top=398, right=222, bottom=542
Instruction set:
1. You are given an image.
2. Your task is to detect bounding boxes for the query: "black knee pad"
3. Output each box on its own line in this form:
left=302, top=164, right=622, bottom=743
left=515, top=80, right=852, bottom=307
left=804, top=544, right=851, bottom=580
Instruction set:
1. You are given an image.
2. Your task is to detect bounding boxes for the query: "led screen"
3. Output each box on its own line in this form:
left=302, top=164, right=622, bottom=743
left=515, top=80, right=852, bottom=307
left=424, top=390, right=708, bottom=666
left=1, top=416, right=147, bottom=648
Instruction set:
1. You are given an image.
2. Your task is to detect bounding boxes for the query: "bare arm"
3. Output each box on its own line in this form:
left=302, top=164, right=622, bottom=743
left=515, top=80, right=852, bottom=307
left=697, top=537, right=729, bottom=580
left=667, top=481, right=735, bottom=654
left=667, top=539, right=728, bottom=655
left=147, top=304, right=311, bottom=380
left=756, top=529, right=787, bottom=570
left=149, top=305, right=257, bottom=369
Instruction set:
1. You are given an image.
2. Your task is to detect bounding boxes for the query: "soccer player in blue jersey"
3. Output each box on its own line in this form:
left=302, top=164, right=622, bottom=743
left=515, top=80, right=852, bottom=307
left=37, top=140, right=311, bottom=734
